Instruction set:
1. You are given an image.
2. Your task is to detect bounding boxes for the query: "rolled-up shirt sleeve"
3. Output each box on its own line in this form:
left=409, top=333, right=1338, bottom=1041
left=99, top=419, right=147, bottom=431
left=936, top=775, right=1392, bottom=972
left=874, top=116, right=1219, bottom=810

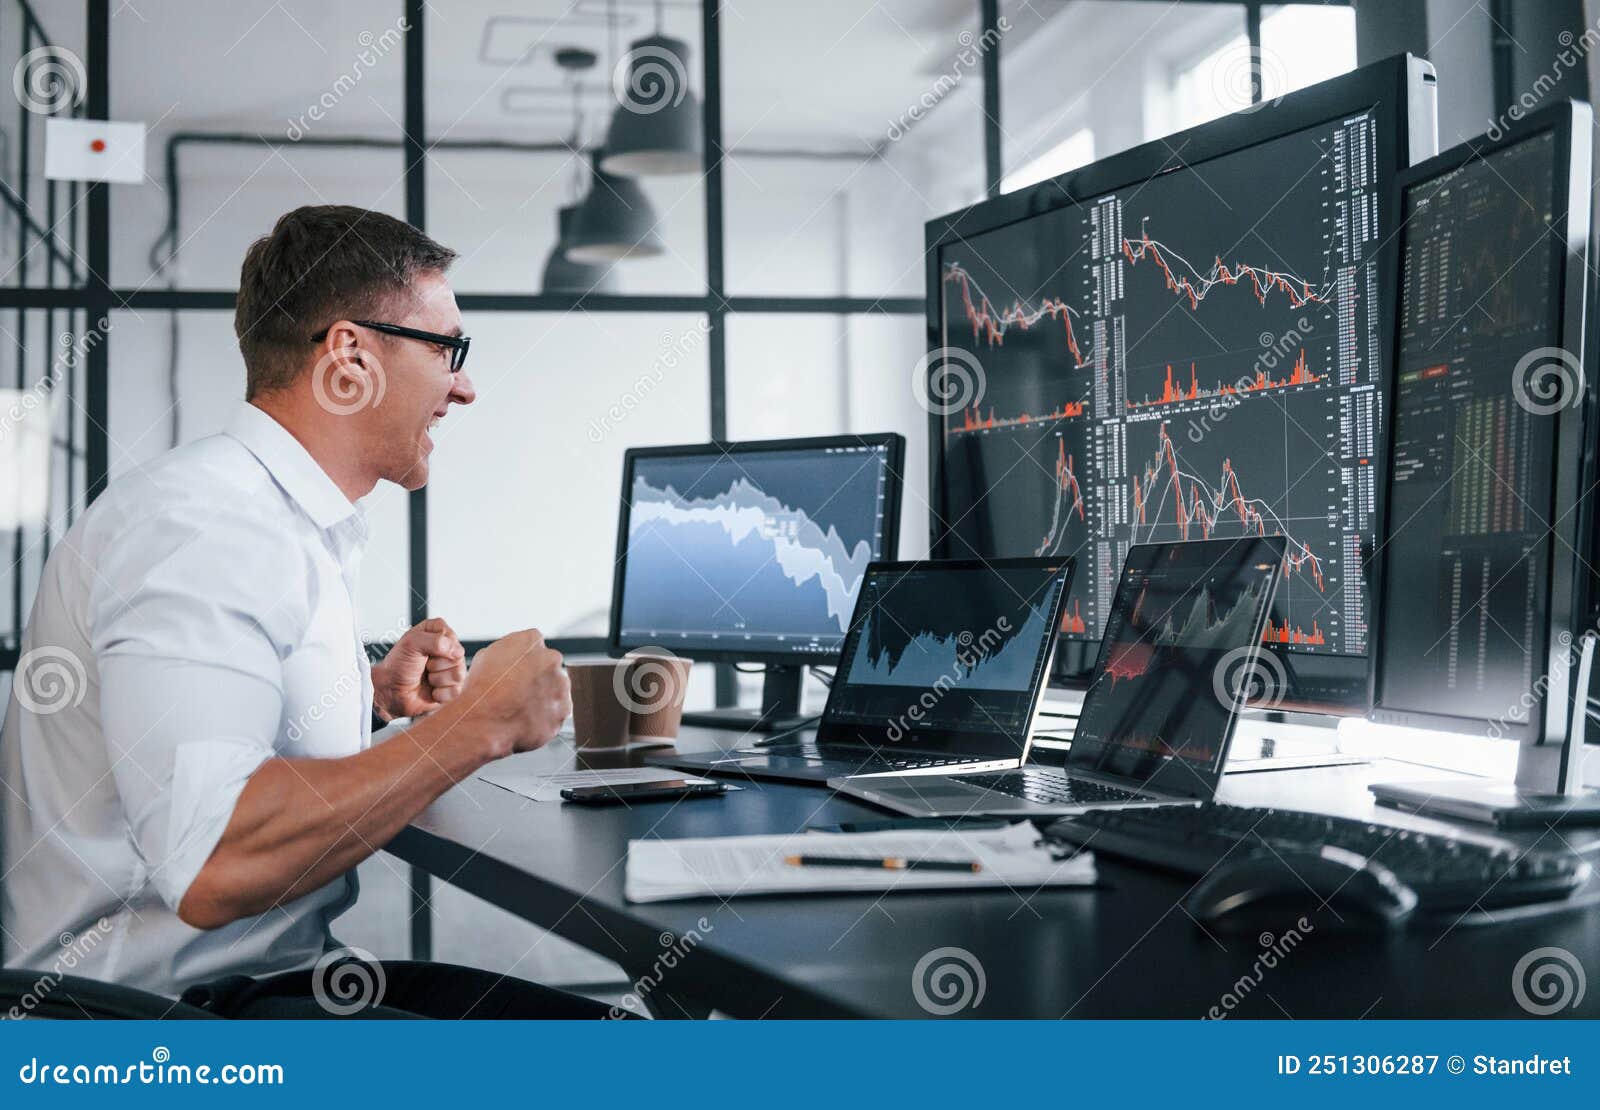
left=99, top=657, right=284, bottom=911
left=89, top=505, right=310, bottom=913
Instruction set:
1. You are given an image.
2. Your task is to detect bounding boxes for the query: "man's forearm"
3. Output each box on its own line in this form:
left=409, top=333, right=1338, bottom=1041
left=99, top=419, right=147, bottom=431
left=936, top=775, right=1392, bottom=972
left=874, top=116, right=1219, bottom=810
left=177, top=705, right=501, bottom=930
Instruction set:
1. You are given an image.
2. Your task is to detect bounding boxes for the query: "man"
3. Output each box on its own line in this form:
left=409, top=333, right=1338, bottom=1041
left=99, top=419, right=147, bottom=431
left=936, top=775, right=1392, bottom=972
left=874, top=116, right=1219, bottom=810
left=1, top=206, right=595, bottom=1018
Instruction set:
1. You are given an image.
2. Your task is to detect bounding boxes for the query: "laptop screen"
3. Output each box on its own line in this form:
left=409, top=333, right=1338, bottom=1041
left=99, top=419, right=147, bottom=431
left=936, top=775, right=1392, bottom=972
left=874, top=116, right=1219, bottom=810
left=1067, top=537, right=1286, bottom=797
left=818, top=558, right=1073, bottom=757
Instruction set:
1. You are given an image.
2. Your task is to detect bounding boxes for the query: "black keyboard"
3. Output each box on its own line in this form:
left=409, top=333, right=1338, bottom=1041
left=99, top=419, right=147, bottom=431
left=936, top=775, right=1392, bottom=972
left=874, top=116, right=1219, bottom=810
left=1046, top=803, right=1592, bottom=912
left=959, top=768, right=1148, bottom=806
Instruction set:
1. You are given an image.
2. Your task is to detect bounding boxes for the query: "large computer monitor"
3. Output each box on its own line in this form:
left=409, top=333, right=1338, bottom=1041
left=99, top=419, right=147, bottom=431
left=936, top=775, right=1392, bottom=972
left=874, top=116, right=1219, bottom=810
left=1369, top=101, right=1599, bottom=816
left=610, top=434, right=904, bottom=730
left=924, top=54, right=1438, bottom=715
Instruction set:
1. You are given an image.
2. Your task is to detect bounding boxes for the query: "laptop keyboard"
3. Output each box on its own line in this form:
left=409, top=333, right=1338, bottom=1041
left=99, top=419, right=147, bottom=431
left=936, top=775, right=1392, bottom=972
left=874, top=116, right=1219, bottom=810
left=757, top=740, right=978, bottom=772
left=957, top=768, right=1147, bottom=806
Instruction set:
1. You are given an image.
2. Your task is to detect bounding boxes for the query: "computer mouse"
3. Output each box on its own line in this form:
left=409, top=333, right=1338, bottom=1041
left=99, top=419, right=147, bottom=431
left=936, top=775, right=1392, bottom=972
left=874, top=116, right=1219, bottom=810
left=1184, top=845, right=1419, bottom=931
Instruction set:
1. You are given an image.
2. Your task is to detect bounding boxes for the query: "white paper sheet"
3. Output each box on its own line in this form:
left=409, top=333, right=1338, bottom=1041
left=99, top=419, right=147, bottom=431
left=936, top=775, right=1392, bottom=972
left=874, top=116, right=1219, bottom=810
left=624, top=822, right=1094, bottom=902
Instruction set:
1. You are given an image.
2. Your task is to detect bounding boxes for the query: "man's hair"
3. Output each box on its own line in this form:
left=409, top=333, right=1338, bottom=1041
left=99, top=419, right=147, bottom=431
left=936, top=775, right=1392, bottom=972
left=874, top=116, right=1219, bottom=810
left=235, top=205, right=456, bottom=398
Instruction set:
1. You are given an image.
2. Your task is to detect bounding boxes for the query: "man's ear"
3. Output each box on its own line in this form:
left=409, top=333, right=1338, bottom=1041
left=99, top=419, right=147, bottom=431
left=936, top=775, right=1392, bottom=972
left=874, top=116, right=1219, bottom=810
left=318, top=319, right=361, bottom=355
left=310, top=321, right=386, bottom=414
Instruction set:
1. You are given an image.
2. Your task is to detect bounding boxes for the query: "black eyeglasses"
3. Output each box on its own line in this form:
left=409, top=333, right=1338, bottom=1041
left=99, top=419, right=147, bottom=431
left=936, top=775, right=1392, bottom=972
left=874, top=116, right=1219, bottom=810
left=311, top=320, right=471, bottom=372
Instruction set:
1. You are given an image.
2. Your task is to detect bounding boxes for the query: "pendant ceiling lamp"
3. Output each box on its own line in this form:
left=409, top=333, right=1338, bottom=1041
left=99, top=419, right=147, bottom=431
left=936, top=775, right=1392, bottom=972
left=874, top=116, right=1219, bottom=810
left=541, top=202, right=619, bottom=294
left=540, top=47, right=627, bottom=289
left=599, top=0, right=701, bottom=175
left=566, top=150, right=665, bottom=263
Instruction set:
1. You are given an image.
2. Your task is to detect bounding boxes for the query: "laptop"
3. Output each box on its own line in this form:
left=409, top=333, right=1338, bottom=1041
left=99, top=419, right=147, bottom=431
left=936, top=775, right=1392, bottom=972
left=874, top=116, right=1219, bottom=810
left=829, top=536, right=1287, bottom=817
left=647, top=557, right=1074, bottom=785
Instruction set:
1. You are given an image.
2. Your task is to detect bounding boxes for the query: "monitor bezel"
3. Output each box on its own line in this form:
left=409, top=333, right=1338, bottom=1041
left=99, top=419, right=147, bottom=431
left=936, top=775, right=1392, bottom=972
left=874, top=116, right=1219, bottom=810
left=813, top=556, right=1075, bottom=759
left=1368, top=100, right=1593, bottom=748
left=608, top=432, right=906, bottom=665
left=922, top=53, right=1437, bottom=713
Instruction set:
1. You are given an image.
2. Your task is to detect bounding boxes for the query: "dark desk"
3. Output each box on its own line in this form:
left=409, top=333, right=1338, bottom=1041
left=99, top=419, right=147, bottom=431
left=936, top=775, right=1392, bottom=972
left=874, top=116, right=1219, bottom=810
left=386, top=726, right=1600, bottom=1018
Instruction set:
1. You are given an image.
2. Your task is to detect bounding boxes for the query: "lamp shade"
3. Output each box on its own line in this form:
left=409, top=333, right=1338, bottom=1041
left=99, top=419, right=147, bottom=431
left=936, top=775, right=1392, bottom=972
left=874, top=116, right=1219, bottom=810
left=566, top=153, right=665, bottom=263
left=541, top=204, right=619, bottom=294
left=600, top=34, right=703, bottom=176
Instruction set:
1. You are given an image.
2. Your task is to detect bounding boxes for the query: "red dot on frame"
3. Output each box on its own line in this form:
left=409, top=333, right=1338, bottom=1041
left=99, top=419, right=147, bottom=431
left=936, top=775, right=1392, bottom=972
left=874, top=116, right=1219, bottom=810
left=89, top=139, right=106, bottom=152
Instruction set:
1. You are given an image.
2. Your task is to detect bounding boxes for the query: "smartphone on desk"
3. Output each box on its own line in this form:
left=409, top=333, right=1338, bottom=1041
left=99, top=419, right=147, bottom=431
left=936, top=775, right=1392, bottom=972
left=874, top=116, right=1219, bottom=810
left=560, top=778, right=728, bottom=806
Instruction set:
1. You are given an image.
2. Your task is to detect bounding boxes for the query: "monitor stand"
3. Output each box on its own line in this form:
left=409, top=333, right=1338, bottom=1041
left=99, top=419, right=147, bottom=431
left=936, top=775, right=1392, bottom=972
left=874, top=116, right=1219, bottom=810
left=1370, top=633, right=1600, bottom=827
left=679, top=664, right=811, bottom=733
left=1224, top=711, right=1369, bottom=774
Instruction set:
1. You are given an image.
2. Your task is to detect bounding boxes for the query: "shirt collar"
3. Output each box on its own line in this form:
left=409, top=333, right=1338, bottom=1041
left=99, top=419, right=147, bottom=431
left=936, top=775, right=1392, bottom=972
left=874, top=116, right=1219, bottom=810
left=224, top=403, right=360, bottom=532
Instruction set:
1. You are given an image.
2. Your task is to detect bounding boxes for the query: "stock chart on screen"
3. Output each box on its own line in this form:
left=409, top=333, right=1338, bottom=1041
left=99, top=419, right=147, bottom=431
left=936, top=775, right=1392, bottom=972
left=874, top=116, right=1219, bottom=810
left=827, top=560, right=1070, bottom=737
left=617, top=443, right=894, bottom=655
left=1072, top=538, right=1284, bottom=779
left=937, top=111, right=1383, bottom=665
left=1376, top=131, right=1560, bottom=724
left=846, top=587, right=1055, bottom=692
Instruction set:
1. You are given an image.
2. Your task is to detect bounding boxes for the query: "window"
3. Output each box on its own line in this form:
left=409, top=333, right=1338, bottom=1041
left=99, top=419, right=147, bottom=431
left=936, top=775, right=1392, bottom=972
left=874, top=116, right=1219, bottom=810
left=1162, top=4, right=1358, bottom=136
left=1262, top=5, right=1360, bottom=99
left=1167, top=27, right=1255, bottom=134
left=1002, top=128, right=1094, bottom=193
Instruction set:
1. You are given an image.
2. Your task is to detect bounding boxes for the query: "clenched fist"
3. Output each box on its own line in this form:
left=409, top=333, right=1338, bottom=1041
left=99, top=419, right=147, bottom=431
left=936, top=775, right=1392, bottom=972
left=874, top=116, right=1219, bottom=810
left=372, top=617, right=467, bottom=721
left=453, top=629, right=571, bottom=756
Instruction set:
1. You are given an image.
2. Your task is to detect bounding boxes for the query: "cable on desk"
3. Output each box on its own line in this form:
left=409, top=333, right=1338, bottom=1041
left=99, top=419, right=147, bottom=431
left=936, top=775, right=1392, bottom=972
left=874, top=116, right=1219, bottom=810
left=751, top=715, right=823, bottom=747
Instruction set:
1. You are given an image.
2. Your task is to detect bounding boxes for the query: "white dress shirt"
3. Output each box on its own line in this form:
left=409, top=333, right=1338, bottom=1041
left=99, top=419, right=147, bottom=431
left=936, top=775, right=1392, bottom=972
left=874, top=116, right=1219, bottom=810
left=1, top=403, right=374, bottom=998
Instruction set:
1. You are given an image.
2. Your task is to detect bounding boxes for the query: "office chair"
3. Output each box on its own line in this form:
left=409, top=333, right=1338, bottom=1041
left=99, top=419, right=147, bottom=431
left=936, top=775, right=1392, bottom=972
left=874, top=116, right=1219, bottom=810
left=0, top=970, right=218, bottom=1020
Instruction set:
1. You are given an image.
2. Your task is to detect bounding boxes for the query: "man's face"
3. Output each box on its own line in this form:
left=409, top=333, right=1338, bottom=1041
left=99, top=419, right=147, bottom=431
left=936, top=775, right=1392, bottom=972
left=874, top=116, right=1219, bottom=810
left=364, top=271, right=474, bottom=491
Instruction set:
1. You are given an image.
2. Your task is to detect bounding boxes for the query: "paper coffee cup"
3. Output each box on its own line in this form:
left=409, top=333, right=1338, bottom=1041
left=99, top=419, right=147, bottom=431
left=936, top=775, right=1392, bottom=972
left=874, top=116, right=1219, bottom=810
left=617, top=651, right=693, bottom=747
left=564, top=658, right=632, bottom=750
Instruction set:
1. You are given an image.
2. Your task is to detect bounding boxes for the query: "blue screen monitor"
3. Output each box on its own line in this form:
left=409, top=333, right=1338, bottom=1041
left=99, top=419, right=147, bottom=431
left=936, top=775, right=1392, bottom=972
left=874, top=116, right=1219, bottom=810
left=610, top=434, right=904, bottom=665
